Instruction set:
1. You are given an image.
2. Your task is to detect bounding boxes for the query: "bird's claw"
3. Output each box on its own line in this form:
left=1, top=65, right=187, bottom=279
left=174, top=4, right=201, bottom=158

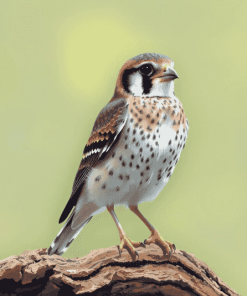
left=143, top=229, right=175, bottom=259
left=118, top=235, right=142, bottom=260
left=140, top=241, right=146, bottom=248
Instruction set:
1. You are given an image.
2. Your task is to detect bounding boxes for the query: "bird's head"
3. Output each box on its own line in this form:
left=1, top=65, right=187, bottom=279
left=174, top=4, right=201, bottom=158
left=113, top=53, right=178, bottom=99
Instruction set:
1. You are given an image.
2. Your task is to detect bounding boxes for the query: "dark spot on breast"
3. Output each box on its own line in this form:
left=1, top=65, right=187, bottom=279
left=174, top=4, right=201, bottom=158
left=140, top=130, right=144, bottom=135
left=138, top=118, right=142, bottom=122
left=155, top=141, right=158, bottom=146
left=157, top=113, right=159, bottom=117
left=116, top=186, right=120, bottom=191
left=146, top=158, right=149, bottom=163
left=122, top=161, right=126, bottom=166
left=151, top=152, right=155, bottom=158
left=146, top=114, right=150, bottom=118
left=127, top=128, right=130, bottom=133
left=151, top=119, right=155, bottom=124
left=153, top=135, right=156, bottom=140
left=135, top=123, right=139, bottom=127
left=141, top=136, right=145, bottom=141
left=95, top=175, right=101, bottom=182
left=136, top=142, right=139, bottom=147
left=131, top=154, right=134, bottom=159
left=130, top=118, right=133, bottom=122
left=169, top=148, right=172, bottom=152
left=150, top=147, right=153, bottom=152
left=119, top=156, right=122, bottom=161
left=140, top=148, right=143, bottom=153
left=146, top=166, right=150, bottom=171
left=129, top=162, right=132, bottom=167
left=163, top=158, right=167, bottom=163
left=136, top=164, right=140, bottom=169
left=147, top=134, right=150, bottom=139
left=133, top=138, right=136, bottom=142
left=167, top=172, right=171, bottom=177
left=125, top=144, right=128, bottom=149
left=135, top=113, right=138, bottom=117
left=130, top=109, right=133, bottom=113
left=119, top=174, right=123, bottom=180
left=140, top=172, right=144, bottom=176
left=133, top=102, right=136, bottom=105
left=124, top=136, right=128, bottom=140
left=133, top=129, right=136, bottom=135
left=112, top=152, right=115, bottom=158
left=102, top=184, right=106, bottom=190
left=175, top=135, right=178, bottom=140
left=109, top=170, right=114, bottom=176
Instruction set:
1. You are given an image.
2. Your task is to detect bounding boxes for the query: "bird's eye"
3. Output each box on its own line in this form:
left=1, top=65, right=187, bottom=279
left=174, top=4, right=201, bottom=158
left=139, top=64, right=154, bottom=76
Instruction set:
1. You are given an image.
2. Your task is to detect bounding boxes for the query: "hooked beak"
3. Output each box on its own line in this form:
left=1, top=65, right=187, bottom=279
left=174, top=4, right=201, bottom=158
left=161, top=67, right=179, bottom=81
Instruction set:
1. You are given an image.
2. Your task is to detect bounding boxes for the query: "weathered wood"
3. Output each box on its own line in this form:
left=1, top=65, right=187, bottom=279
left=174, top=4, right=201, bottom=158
left=0, top=245, right=239, bottom=295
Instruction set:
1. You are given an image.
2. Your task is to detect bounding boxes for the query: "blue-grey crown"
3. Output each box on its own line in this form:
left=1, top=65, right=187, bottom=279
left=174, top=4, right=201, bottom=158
left=130, top=53, right=172, bottom=62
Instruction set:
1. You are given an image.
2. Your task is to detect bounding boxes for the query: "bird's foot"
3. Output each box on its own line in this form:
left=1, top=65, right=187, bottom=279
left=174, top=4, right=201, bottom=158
left=118, top=235, right=145, bottom=260
left=144, top=229, right=175, bottom=259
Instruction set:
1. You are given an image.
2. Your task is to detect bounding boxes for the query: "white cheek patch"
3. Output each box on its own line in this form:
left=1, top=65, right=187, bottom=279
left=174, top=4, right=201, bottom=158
left=129, top=72, right=143, bottom=96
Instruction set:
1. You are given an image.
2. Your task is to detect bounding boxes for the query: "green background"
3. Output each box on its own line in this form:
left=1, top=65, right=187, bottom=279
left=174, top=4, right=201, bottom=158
left=1, top=1, right=246, bottom=294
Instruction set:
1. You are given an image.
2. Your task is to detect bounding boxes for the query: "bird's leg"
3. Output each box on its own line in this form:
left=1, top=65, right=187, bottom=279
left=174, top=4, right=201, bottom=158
left=129, top=205, right=175, bottom=258
left=107, top=205, right=145, bottom=260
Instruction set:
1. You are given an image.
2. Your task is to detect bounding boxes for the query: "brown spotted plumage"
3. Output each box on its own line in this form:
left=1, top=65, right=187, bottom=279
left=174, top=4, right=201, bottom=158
left=48, top=53, right=189, bottom=259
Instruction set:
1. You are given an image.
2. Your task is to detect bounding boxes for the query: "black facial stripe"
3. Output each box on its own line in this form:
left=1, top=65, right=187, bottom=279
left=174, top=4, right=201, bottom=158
left=142, top=75, right=152, bottom=95
left=122, top=68, right=137, bottom=94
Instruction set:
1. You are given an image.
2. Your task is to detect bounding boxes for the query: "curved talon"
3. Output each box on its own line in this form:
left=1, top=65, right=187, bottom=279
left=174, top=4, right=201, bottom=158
left=118, top=245, right=122, bottom=257
left=140, top=242, right=146, bottom=248
left=169, top=249, right=172, bottom=260
left=173, top=243, right=176, bottom=251
left=143, top=239, right=147, bottom=244
left=135, top=250, right=139, bottom=258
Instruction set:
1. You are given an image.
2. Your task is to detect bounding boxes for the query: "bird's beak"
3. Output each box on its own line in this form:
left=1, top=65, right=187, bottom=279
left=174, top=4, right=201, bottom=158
left=161, top=67, right=179, bottom=81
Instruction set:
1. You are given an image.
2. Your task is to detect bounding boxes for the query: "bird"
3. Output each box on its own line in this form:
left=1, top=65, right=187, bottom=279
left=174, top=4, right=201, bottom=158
left=48, top=53, right=189, bottom=260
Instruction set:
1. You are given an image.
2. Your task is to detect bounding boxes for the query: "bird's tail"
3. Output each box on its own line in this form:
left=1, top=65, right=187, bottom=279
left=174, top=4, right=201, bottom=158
left=47, top=209, right=92, bottom=256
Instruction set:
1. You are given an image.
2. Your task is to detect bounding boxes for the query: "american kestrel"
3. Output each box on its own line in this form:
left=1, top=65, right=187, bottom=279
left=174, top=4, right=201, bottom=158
left=48, top=53, right=189, bottom=260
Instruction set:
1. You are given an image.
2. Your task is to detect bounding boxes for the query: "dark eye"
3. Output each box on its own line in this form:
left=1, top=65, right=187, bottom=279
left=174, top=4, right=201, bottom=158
left=139, top=64, right=154, bottom=76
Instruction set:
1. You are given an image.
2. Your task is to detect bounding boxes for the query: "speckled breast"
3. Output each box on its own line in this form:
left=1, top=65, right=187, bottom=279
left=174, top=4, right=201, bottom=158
left=119, top=95, right=189, bottom=204
left=86, top=95, right=189, bottom=207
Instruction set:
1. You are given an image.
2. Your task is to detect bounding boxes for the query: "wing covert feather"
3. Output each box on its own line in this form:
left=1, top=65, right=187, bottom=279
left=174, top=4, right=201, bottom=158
left=59, top=98, right=128, bottom=223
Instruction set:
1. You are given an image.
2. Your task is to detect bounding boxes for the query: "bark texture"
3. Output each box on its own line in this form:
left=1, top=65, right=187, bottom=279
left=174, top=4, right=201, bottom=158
left=0, top=245, right=239, bottom=296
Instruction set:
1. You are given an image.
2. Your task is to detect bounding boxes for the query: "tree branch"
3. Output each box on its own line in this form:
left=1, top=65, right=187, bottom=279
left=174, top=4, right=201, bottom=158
left=0, top=245, right=239, bottom=295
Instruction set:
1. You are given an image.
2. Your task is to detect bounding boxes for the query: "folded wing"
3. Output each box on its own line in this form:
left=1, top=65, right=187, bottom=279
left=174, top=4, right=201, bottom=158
left=59, top=98, right=129, bottom=223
